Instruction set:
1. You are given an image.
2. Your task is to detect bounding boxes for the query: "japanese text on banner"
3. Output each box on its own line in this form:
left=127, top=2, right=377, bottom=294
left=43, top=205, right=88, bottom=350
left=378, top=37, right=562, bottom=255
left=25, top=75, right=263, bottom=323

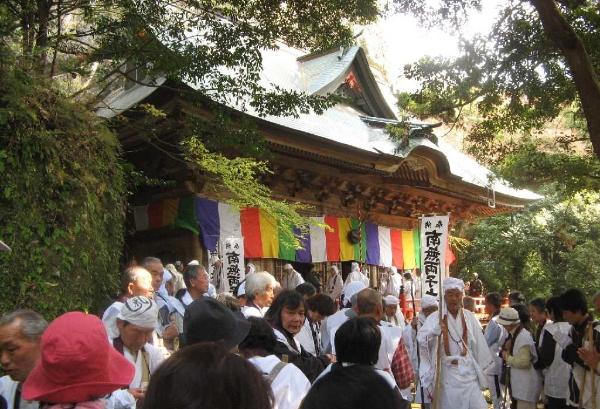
left=420, top=215, right=449, bottom=297
left=221, top=237, right=245, bottom=288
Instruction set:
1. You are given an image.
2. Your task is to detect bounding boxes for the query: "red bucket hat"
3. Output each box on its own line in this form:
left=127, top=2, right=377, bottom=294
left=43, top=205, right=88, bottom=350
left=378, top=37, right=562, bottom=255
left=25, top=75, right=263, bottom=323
left=23, top=311, right=135, bottom=403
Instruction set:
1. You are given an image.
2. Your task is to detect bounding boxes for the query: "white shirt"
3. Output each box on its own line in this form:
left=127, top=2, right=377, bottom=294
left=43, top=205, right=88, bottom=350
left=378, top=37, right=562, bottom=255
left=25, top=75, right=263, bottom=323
left=249, top=355, right=310, bottom=409
left=326, top=273, right=343, bottom=301
left=107, top=342, right=164, bottom=409
left=242, top=303, right=268, bottom=318
left=297, top=318, right=321, bottom=356
left=281, top=270, right=304, bottom=290
left=0, top=376, right=39, bottom=409
left=327, top=309, right=353, bottom=354
left=383, top=310, right=406, bottom=331
left=102, top=301, right=124, bottom=339
left=384, top=273, right=402, bottom=297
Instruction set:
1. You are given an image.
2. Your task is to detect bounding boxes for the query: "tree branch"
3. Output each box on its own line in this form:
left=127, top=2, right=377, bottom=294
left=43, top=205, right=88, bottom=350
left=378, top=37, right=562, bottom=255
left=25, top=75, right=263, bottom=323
left=529, top=0, right=600, bottom=159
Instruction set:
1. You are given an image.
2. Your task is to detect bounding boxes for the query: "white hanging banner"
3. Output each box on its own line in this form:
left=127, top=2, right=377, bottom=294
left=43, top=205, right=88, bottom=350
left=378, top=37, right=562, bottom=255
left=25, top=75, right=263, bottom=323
left=221, top=237, right=245, bottom=289
left=420, top=215, right=449, bottom=297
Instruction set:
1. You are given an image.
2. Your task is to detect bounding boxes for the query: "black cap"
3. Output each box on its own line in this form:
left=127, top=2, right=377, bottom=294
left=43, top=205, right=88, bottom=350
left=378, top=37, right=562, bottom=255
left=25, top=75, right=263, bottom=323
left=182, top=298, right=251, bottom=349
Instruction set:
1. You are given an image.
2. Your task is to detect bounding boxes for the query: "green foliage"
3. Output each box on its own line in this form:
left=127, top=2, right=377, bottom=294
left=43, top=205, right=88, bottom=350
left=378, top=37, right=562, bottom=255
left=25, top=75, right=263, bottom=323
left=495, top=142, right=600, bottom=195
left=457, top=189, right=600, bottom=301
left=3, top=0, right=377, bottom=118
left=394, top=0, right=599, bottom=160
left=182, top=137, right=313, bottom=247
left=0, top=66, right=126, bottom=318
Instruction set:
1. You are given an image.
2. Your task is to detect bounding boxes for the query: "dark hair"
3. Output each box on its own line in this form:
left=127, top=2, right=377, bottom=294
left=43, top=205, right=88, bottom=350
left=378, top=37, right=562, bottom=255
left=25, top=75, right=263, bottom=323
left=300, top=365, right=397, bottom=409
left=509, top=291, right=526, bottom=305
left=335, top=317, right=381, bottom=365
left=239, top=318, right=277, bottom=356
left=512, top=303, right=531, bottom=326
left=265, top=290, right=304, bottom=330
left=529, top=298, right=546, bottom=313
left=306, top=294, right=336, bottom=317
left=403, top=272, right=412, bottom=280
left=183, top=264, right=205, bottom=288
left=296, top=282, right=317, bottom=298
left=546, top=296, right=564, bottom=322
left=485, top=292, right=502, bottom=309
left=560, top=288, right=588, bottom=314
left=142, top=343, right=272, bottom=409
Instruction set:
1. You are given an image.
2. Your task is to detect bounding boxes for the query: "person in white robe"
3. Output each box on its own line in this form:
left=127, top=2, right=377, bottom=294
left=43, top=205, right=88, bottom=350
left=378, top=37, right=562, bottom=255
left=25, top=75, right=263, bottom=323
left=185, top=260, right=217, bottom=298
left=343, top=262, right=369, bottom=292
left=0, top=310, right=47, bottom=409
left=281, top=264, right=304, bottom=290
left=242, top=272, right=278, bottom=318
left=403, top=294, right=438, bottom=407
left=210, top=255, right=230, bottom=295
left=108, top=296, right=165, bottom=408
left=239, top=317, right=311, bottom=409
left=326, top=265, right=343, bottom=302
left=417, top=277, right=494, bottom=409
left=383, top=267, right=402, bottom=298
left=102, top=266, right=154, bottom=339
left=498, top=307, right=542, bottom=409
left=297, top=294, right=337, bottom=356
left=383, top=295, right=406, bottom=330
left=246, top=262, right=256, bottom=277
left=322, top=281, right=366, bottom=353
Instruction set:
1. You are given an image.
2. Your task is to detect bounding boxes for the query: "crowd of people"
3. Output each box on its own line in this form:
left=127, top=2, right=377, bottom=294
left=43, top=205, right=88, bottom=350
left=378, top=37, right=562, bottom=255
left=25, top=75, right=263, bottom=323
left=0, top=256, right=599, bottom=409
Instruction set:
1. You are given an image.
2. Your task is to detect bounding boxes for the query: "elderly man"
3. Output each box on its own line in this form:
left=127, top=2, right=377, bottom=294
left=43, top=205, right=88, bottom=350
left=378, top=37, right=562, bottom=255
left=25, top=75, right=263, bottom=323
left=383, top=295, right=406, bottom=330
left=102, top=266, right=154, bottom=338
left=141, top=257, right=179, bottom=345
left=0, top=310, right=47, bottom=409
left=281, top=264, right=304, bottom=290
left=418, top=277, right=493, bottom=409
left=109, top=296, right=164, bottom=408
left=242, top=271, right=278, bottom=318
left=186, top=260, right=217, bottom=297
left=400, top=294, right=438, bottom=409
left=325, top=265, right=343, bottom=302
left=176, top=263, right=210, bottom=307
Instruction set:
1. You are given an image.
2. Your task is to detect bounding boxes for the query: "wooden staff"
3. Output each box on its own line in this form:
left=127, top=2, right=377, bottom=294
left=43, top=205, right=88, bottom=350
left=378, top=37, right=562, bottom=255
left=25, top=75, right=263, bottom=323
left=431, top=266, right=444, bottom=409
left=410, top=277, right=426, bottom=408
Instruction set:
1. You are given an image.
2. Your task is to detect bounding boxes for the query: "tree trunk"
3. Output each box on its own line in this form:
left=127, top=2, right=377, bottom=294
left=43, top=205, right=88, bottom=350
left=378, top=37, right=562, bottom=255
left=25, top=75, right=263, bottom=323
left=529, top=0, right=600, bottom=158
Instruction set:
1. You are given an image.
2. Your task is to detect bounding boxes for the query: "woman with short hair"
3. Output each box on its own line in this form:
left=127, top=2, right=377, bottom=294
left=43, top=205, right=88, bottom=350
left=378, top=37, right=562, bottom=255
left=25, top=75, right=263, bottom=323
left=265, top=290, right=331, bottom=382
left=243, top=272, right=279, bottom=318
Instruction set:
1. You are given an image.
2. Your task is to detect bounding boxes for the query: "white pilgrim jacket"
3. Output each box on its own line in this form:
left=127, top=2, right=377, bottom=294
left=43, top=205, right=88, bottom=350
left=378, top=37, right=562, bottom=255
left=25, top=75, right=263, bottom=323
left=403, top=312, right=434, bottom=403
left=507, top=327, right=542, bottom=403
left=249, top=355, right=311, bottom=409
left=0, top=376, right=39, bottom=409
left=326, top=273, right=343, bottom=301
left=417, top=309, right=494, bottom=409
left=107, top=342, right=164, bottom=409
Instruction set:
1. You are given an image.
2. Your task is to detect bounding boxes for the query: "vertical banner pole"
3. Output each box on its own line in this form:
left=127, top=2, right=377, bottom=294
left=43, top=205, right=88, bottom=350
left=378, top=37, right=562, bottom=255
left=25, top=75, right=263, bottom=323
left=420, top=214, right=449, bottom=409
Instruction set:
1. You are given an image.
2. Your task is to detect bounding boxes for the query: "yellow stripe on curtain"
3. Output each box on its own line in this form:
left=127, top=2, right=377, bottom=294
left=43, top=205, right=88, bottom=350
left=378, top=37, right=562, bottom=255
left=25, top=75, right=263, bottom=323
left=401, top=230, right=416, bottom=269
left=258, top=209, right=279, bottom=258
left=338, top=217, right=355, bottom=261
left=162, top=198, right=180, bottom=226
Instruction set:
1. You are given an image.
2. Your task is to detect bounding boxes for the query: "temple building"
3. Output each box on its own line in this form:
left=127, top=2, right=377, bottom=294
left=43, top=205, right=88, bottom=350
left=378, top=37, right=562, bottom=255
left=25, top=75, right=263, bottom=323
left=98, top=44, right=539, bottom=289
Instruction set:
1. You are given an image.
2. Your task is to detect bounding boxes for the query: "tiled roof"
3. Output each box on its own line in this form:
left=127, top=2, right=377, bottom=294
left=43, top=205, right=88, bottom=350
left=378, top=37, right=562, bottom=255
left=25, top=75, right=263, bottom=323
left=97, top=43, right=540, bottom=202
